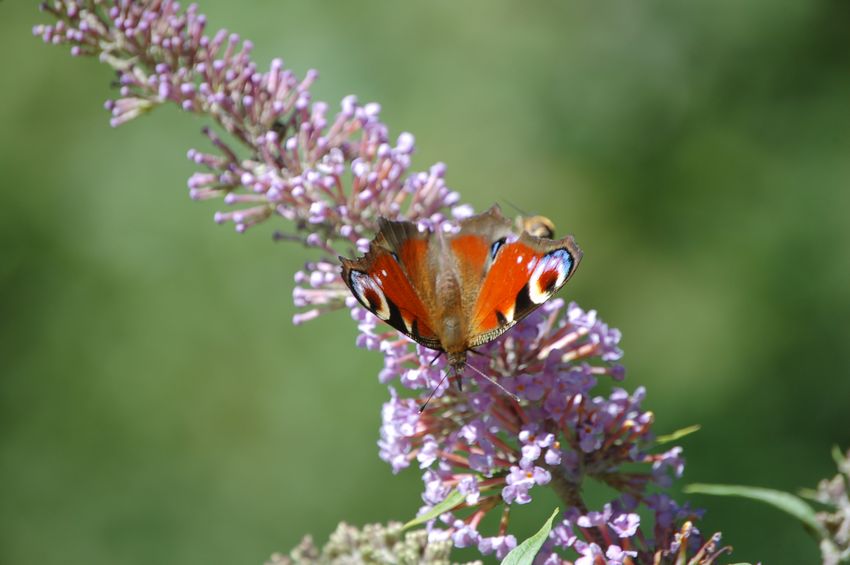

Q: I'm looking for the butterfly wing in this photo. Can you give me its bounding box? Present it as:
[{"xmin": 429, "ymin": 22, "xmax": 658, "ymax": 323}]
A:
[
  {"xmin": 340, "ymin": 219, "xmax": 443, "ymax": 351},
  {"xmin": 456, "ymin": 206, "xmax": 582, "ymax": 348}
]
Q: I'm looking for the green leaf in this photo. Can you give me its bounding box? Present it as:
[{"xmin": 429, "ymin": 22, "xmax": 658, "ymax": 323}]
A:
[
  {"xmin": 655, "ymin": 424, "xmax": 701, "ymax": 445},
  {"xmin": 685, "ymin": 483, "xmax": 828, "ymax": 540},
  {"xmin": 402, "ymin": 489, "xmax": 466, "ymax": 530},
  {"xmin": 501, "ymin": 507, "xmax": 560, "ymax": 565}
]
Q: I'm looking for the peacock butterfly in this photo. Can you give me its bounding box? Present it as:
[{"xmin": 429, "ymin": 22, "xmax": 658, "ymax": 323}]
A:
[{"xmin": 339, "ymin": 204, "xmax": 582, "ymax": 384}]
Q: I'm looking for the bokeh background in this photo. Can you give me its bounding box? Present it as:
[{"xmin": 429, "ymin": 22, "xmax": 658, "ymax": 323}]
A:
[{"xmin": 3, "ymin": 1, "xmax": 850, "ymax": 563}]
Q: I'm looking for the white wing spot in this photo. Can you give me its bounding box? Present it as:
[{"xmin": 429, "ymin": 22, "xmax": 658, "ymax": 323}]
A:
[
  {"xmin": 516, "ymin": 255, "xmax": 524, "ymax": 264},
  {"xmin": 350, "ymin": 271, "xmax": 391, "ymax": 320},
  {"xmin": 528, "ymin": 252, "xmax": 569, "ymax": 305},
  {"xmin": 503, "ymin": 303, "xmax": 516, "ymax": 324},
  {"xmin": 381, "ymin": 269, "xmax": 388, "ymax": 277}
]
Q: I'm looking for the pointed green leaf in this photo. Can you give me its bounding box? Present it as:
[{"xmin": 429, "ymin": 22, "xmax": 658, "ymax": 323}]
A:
[
  {"xmin": 402, "ymin": 489, "xmax": 465, "ymax": 530},
  {"xmin": 685, "ymin": 483, "xmax": 827, "ymax": 540},
  {"xmin": 501, "ymin": 507, "xmax": 560, "ymax": 565},
  {"xmin": 656, "ymin": 424, "xmax": 701, "ymax": 445}
]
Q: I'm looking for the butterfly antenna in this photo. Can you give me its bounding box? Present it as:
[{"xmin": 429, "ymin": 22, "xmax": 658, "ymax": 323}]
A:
[
  {"xmin": 464, "ymin": 362, "xmax": 520, "ymax": 403},
  {"xmin": 419, "ymin": 369, "xmax": 451, "ymax": 413},
  {"xmin": 502, "ymin": 198, "xmax": 530, "ymax": 217}
]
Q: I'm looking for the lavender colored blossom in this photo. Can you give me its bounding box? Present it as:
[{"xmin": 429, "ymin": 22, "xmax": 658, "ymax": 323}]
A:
[
  {"xmin": 370, "ymin": 297, "xmax": 713, "ymax": 561},
  {"xmin": 478, "ymin": 534, "xmax": 517, "ymax": 560},
  {"xmin": 609, "ymin": 512, "xmax": 641, "ymax": 538},
  {"xmin": 36, "ymin": 1, "xmax": 736, "ymax": 563},
  {"xmin": 502, "ymin": 464, "xmax": 552, "ymax": 505},
  {"xmin": 450, "ymin": 519, "xmax": 480, "ymax": 548},
  {"xmin": 573, "ymin": 541, "xmax": 606, "ymax": 565},
  {"xmin": 605, "ymin": 544, "xmax": 638, "ymax": 564}
]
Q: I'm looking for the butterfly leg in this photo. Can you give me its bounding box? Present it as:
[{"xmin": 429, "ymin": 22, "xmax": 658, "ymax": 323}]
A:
[{"xmin": 452, "ymin": 373, "xmax": 463, "ymax": 392}]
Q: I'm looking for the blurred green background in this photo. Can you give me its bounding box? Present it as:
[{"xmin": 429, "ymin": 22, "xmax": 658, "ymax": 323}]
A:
[{"xmin": 3, "ymin": 1, "xmax": 850, "ymax": 563}]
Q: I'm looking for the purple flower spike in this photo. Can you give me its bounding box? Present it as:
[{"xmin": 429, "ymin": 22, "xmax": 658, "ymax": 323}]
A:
[
  {"xmin": 36, "ymin": 2, "xmax": 720, "ymax": 562},
  {"xmin": 368, "ymin": 297, "xmax": 705, "ymax": 560}
]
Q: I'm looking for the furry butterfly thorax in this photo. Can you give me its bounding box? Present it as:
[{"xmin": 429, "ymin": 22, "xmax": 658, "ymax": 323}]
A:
[{"xmin": 340, "ymin": 205, "xmax": 582, "ymax": 380}]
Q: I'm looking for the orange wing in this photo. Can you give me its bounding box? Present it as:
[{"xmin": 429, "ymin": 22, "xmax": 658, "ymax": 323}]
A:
[
  {"xmin": 467, "ymin": 234, "xmax": 582, "ymax": 347},
  {"xmin": 450, "ymin": 234, "xmax": 490, "ymax": 291},
  {"xmin": 340, "ymin": 222, "xmax": 442, "ymax": 350}
]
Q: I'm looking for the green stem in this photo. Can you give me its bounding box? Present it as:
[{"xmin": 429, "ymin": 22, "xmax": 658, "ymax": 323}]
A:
[{"xmin": 547, "ymin": 464, "xmax": 587, "ymax": 514}]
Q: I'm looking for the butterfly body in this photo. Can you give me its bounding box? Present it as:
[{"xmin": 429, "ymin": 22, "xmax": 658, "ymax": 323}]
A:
[{"xmin": 340, "ymin": 205, "xmax": 582, "ymax": 378}]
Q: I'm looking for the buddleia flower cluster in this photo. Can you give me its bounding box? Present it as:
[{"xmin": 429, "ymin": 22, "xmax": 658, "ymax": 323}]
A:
[
  {"xmin": 368, "ymin": 296, "xmax": 726, "ymax": 562},
  {"xmin": 35, "ymin": 1, "xmax": 733, "ymax": 562}
]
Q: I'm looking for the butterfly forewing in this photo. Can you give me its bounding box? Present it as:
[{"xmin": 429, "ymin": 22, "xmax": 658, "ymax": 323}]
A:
[
  {"xmin": 340, "ymin": 228, "xmax": 443, "ymax": 350},
  {"xmin": 449, "ymin": 234, "xmax": 491, "ymax": 291},
  {"xmin": 449, "ymin": 206, "xmax": 515, "ymax": 309},
  {"xmin": 467, "ymin": 233, "xmax": 581, "ymax": 346}
]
